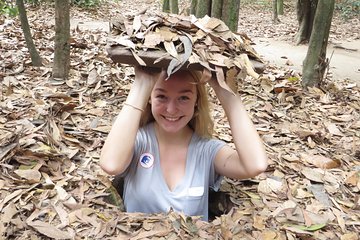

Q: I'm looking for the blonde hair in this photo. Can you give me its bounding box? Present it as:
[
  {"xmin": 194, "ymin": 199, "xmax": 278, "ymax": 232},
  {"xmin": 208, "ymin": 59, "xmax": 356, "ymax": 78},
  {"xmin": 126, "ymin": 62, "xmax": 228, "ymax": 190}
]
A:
[{"xmin": 139, "ymin": 70, "xmax": 214, "ymax": 138}]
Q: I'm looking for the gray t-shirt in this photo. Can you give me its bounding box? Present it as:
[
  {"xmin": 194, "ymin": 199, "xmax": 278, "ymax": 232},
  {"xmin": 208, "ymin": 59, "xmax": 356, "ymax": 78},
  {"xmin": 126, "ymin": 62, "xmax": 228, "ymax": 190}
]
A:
[{"xmin": 122, "ymin": 122, "xmax": 226, "ymax": 221}]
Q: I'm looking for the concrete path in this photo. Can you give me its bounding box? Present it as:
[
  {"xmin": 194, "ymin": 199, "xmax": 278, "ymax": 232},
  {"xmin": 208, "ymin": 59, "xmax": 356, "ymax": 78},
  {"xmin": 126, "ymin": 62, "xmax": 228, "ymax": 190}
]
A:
[
  {"xmin": 252, "ymin": 38, "xmax": 360, "ymax": 85},
  {"xmin": 71, "ymin": 19, "xmax": 111, "ymax": 32}
]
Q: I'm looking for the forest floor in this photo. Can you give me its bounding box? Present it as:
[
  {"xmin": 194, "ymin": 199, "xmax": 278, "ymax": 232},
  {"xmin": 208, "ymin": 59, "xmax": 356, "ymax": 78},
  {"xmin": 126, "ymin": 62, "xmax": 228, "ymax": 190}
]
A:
[{"xmin": 0, "ymin": 1, "xmax": 360, "ymax": 239}]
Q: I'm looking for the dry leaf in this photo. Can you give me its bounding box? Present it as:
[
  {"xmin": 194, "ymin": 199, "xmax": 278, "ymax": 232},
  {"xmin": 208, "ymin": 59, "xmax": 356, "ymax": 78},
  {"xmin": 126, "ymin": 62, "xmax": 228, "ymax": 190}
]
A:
[
  {"xmin": 341, "ymin": 232, "xmax": 359, "ymax": 240},
  {"xmin": 331, "ymin": 208, "xmax": 346, "ymax": 233},
  {"xmin": 27, "ymin": 220, "xmax": 73, "ymax": 239},
  {"xmin": 325, "ymin": 122, "xmax": 343, "ymax": 136},
  {"xmin": 301, "ymin": 167, "xmax": 325, "ymax": 183},
  {"xmin": 87, "ymin": 69, "xmax": 98, "ymax": 85},
  {"xmin": 1, "ymin": 202, "xmax": 18, "ymax": 224},
  {"xmin": 0, "ymin": 142, "xmax": 18, "ymax": 162},
  {"xmin": 309, "ymin": 184, "xmax": 332, "ymax": 207},
  {"xmin": 14, "ymin": 169, "xmax": 41, "ymax": 183},
  {"xmin": 300, "ymin": 153, "xmax": 341, "ymax": 169},
  {"xmin": 143, "ymin": 32, "xmax": 164, "ymax": 48},
  {"xmin": 345, "ymin": 171, "xmax": 360, "ymax": 186},
  {"xmin": 164, "ymin": 41, "xmax": 178, "ymax": 59},
  {"xmin": 253, "ymin": 215, "xmax": 266, "ymax": 230},
  {"xmin": 132, "ymin": 15, "xmax": 142, "ymax": 34},
  {"xmin": 329, "ymin": 115, "xmax": 354, "ymax": 122}
]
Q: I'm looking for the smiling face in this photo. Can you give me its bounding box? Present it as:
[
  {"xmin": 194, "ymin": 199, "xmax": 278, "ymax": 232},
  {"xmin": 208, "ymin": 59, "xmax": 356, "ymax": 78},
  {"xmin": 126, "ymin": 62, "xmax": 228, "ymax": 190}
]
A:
[{"xmin": 150, "ymin": 71, "xmax": 198, "ymax": 135}]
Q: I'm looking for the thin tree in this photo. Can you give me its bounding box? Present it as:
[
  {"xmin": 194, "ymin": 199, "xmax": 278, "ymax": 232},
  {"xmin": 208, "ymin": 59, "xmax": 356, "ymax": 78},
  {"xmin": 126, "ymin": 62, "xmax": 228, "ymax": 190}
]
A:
[
  {"xmin": 52, "ymin": 0, "xmax": 70, "ymax": 80},
  {"xmin": 295, "ymin": 0, "xmax": 318, "ymax": 45},
  {"xmin": 170, "ymin": 0, "xmax": 179, "ymax": 14},
  {"xmin": 302, "ymin": 0, "xmax": 335, "ymax": 88},
  {"xmin": 211, "ymin": 0, "xmax": 222, "ymax": 19},
  {"xmin": 163, "ymin": 0, "xmax": 170, "ymax": 12},
  {"xmin": 162, "ymin": 0, "xmax": 178, "ymax": 14},
  {"xmin": 193, "ymin": 0, "xmax": 240, "ymax": 32},
  {"xmin": 221, "ymin": 0, "xmax": 240, "ymax": 32},
  {"xmin": 195, "ymin": 0, "xmax": 211, "ymax": 17},
  {"xmin": 190, "ymin": 0, "xmax": 197, "ymax": 15},
  {"xmin": 273, "ymin": 0, "xmax": 280, "ymax": 23},
  {"xmin": 16, "ymin": 0, "xmax": 42, "ymax": 66},
  {"xmin": 277, "ymin": 0, "xmax": 284, "ymax": 15}
]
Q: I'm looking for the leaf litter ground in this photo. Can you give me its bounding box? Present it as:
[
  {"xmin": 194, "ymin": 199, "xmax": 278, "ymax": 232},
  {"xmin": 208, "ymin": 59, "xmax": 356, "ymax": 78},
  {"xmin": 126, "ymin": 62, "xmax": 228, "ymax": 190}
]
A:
[{"xmin": 0, "ymin": 1, "xmax": 359, "ymax": 239}]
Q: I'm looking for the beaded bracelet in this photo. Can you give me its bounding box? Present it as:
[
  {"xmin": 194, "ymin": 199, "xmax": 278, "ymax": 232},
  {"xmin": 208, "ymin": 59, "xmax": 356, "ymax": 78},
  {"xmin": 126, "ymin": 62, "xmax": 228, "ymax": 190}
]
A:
[{"xmin": 123, "ymin": 102, "xmax": 144, "ymax": 112}]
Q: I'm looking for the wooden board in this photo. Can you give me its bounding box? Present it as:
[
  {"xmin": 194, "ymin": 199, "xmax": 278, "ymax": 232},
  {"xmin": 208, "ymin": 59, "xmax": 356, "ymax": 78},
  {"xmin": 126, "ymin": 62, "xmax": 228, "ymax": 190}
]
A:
[
  {"xmin": 106, "ymin": 45, "xmax": 266, "ymax": 73},
  {"xmin": 106, "ymin": 46, "xmax": 204, "ymax": 70}
]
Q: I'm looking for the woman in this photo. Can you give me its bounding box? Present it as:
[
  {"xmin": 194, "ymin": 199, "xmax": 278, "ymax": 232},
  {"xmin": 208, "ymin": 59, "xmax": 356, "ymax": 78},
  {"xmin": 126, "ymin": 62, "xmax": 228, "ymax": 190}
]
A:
[{"xmin": 100, "ymin": 66, "xmax": 268, "ymax": 221}]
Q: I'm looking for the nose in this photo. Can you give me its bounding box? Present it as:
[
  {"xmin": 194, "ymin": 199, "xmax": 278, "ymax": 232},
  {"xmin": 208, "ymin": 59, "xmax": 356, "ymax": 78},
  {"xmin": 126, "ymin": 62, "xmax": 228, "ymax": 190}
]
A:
[{"xmin": 166, "ymin": 99, "xmax": 178, "ymax": 114}]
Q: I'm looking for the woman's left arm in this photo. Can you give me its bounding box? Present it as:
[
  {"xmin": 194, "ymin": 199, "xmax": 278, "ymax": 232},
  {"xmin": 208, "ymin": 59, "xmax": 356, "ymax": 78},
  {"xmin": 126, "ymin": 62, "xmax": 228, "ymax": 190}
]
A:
[{"xmin": 209, "ymin": 79, "xmax": 268, "ymax": 179}]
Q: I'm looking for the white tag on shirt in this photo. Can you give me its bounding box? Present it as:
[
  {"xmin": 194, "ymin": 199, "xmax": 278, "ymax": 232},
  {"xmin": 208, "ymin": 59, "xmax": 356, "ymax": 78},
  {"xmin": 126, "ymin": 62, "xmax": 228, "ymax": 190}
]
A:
[{"xmin": 188, "ymin": 187, "xmax": 204, "ymax": 197}]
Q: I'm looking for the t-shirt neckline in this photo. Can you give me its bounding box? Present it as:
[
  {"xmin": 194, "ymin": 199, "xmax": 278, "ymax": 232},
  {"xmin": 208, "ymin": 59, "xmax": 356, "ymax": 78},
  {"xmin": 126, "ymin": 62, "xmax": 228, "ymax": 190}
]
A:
[{"xmin": 150, "ymin": 122, "xmax": 195, "ymax": 194}]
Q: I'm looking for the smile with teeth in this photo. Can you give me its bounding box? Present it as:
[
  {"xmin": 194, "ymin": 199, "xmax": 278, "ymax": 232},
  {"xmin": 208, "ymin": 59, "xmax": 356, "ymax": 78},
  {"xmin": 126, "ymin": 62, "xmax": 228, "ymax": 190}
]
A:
[{"xmin": 163, "ymin": 116, "xmax": 182, "ymax": 121}]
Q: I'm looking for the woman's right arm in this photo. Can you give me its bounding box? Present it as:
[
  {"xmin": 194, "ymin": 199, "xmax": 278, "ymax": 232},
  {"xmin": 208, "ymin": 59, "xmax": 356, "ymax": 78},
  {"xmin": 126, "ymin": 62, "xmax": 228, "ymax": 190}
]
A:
[{"xmin": 99, "ymin": 67, "xmax": 166, "ymax": 175}]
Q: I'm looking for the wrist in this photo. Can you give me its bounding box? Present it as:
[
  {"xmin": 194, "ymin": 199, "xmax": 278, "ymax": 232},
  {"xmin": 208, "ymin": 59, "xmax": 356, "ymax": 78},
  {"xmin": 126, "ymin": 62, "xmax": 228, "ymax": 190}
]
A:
[{"xmin": 123, "ymin": 102, "xmax": 144, "ymax": 112}]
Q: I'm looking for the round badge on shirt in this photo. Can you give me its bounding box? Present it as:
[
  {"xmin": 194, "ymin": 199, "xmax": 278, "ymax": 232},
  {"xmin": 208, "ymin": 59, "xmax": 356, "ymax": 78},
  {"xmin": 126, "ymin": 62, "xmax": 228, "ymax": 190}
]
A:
[{"xmin": 139, "ymin": 153, "xmax": 154, "ymax": 168}]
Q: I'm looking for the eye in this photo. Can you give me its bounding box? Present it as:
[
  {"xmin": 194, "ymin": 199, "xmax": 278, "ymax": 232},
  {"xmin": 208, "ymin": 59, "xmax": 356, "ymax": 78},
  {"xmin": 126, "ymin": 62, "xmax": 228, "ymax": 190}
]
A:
[
  {"xmin": 156, "ymin": 95, "xmax": 167, "ymax": 102},
  {"xmin": 179, "ymin": 96, "xmax": 190, "ymax": 102}
]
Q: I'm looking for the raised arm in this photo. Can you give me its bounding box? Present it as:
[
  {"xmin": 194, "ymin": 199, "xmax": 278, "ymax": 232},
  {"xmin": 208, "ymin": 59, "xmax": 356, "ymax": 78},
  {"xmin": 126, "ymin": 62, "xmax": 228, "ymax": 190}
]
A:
[
  {"xmin": 100, "ymin": 66, "xmax": 166, "ymax": 175},
  {"xmin": 209, "ymin": 79, "xmax": 268, "ymax": 179}
]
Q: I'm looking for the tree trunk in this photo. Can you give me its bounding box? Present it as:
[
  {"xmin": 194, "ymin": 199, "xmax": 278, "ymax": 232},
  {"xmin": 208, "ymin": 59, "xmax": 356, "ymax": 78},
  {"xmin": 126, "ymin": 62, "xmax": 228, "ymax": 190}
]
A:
[
  {"xmin": 221, "ymin": 0, "xmax": 240, "ymax": 32},
  {"xmin": 273, "ymin": 0, "xmax": 280, "ymax": 23},
  {"xmin": 302, "ymin": 0, "xmax": 335, "ymax": 88},
  {"xmin": 16, "ymin": 0, "xmax": 42, "ymax": 66},
  {"xmin": 169, "ymin": 0, "xmax": 179, "ymax": 14},
  {"xmin": 162, "ymin": 0, "xmax": 170, "ymax": 13},
  {"xmin": 211, "ymin": 0, "xmax": 222, "ymax": 19},
  {"xmin": 277, "ymin": 0, "xmax": 284, "ymax": 15},
  {"xmin": 53, "ymin": 0, "xmax": 70, "ymax": 80},
  {"xmin": 195, "ymin": 0, "xmax": 211, "ymax": 17},
  {"xmin": 193, "ymin": 0, "xmax": 241, "ymax": 32},
  {"xmin": 190, "ymin": 0, "xmax": 197, "ymax": 15},
  {"xmin": 294, "ymin": 0, "xmax": 318, "ymax": 45}
]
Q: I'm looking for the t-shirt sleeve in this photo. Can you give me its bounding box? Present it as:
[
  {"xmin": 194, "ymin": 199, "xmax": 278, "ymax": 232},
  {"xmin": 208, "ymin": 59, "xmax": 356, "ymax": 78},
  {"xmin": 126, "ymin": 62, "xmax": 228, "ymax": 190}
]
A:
[
  {"xmin": 207, "ymin": 139, "xmax": 226, "ymax": 191},
  {"xmin": 117, "ymin": 127, "xmax": 147, "ymax": 178}
]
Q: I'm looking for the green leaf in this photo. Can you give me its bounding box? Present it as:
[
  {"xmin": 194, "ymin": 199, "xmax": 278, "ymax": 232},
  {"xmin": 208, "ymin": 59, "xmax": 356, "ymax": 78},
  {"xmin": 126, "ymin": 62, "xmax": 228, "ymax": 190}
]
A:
[
  {"xmin": 241, "ymin": 190, "xmax": 261, "ymax": 199},
  {"xmin": 293, "ymin": 223, "xmax": 327, "ymax": 232},
  {"xmin": 287, "ymin": 76, "xmax": 300, "ymax": 83}
]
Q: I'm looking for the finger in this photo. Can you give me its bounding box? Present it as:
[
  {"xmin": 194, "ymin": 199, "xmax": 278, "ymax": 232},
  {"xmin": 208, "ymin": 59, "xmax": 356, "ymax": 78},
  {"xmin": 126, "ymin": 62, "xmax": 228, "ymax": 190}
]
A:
[
  {"xmin": 199, "ymin": 68, "xmax": 212, "ymax": 83},
  {"xmin": 134, "ymin": 65, "xmax": 143, "ymax": 75},
  {"xmin": 158, "ymin": 69, "xmax": 168, "ymax": 81}
]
